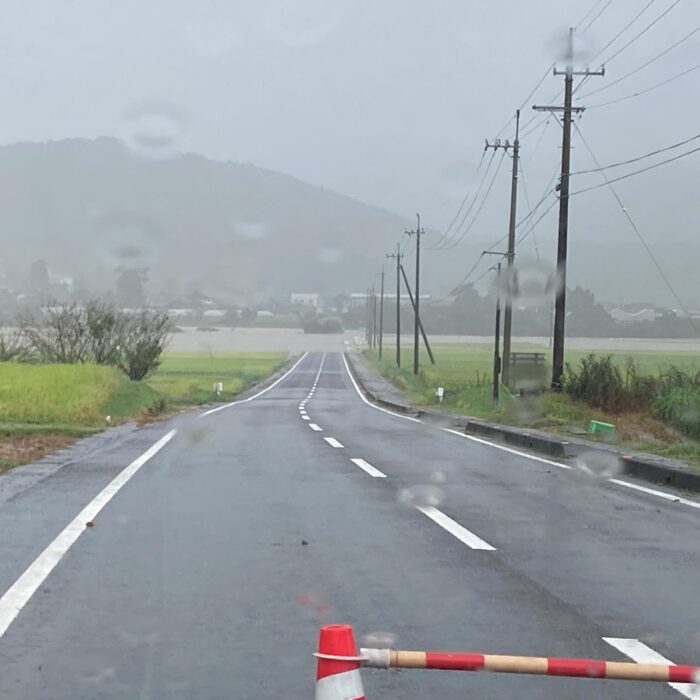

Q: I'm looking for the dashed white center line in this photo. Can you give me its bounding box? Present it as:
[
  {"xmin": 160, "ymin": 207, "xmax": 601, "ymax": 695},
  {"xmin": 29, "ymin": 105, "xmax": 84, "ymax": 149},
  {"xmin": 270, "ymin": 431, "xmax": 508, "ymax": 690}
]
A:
[
  {"xmin": 324, "ymin": 437, "xmax": 344, "ymax": 448},
  {"xmin": 309, "ymin": 423, "xmax": 323, "ymax": 431},
  {"xmin": 302, "ymin": 416, "xmax": 310, "ymax": 421},
  {"xmin": 350, "ymin": 458, "xmax": 386, "ymax": 478},
  {"xmin": 417, "ymin": 506, "xmax": 496, "ymax": 551},
  {"xmin": 602, "ymin": 638, "xmax": 695, "ymax": 697}
]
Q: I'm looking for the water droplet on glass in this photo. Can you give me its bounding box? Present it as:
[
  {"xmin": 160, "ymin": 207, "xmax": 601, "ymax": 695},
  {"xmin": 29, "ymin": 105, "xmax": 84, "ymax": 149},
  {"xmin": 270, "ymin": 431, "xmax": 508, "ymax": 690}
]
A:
[
  {"xmin": 574, "ymin": 450, "xmax": 622, "ymax": 479},
  {"xmin": 430, "ymin": 470, "xmax": 447, "ymax": 484},
  {"xmin": 121, "ymin": 102, "xmax": 186, "ymax": 160},
  {"xmin": 235, "ymin": 221, "xmax": 269, "ymax": 240},
  {"xmin": 318, "ymin": 248, "xmax": 343, "ymax": 264},
  {"xmin": 398, "ymin": 484, "xmax": 444, "ymax": 508},
  {"xmin": 362, "ymin": 631, "xmax": 397, "ymax": 648},
  {"xmin": 258, "ymin": 0, "xmax": 345, "ymax": 47},
  {"xmin": 183, "ymin": 426, "xmax": 209, "ymax": 445},
  {"xmin": 92, "ymin": 210, "xmax": 160, "ymax": 268},
  {"xmin": 495, "ymin": 258, "xmax": 562, "ymax": 310}
]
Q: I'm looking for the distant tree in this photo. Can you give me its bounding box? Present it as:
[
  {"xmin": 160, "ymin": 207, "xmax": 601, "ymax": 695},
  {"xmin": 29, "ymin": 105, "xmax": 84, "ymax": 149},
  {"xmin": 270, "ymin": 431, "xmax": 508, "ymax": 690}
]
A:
[
  {"xmin": 29, "ymin": 259, "xmax": 50, "ymax": 297},
  {"xmin": 115, "ymin": 267, "xmax": 148, "ymax": 308},
  {"xmin": 18, "ymin": 302, "xmax": 91, "ymax": 363}
]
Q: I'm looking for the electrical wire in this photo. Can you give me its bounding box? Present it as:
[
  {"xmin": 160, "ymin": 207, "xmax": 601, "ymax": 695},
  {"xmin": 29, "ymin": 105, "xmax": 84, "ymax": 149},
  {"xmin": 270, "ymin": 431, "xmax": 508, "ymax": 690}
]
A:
[
  {"xmin": 586, "ymin": 60, "xmax": 700, "ymax": 108},
  {"xmin": 589, "ymin": 0, "xmax": 657, "ymax": 60},
  {"xmin": 581, "ymin": 24, "xmax": 700, "ymax": 99},
  {"xmin": 515, "ymin": 197, "xmax": 559, "ymax": 247},
  {"xmin": 436, "ymin": 151, "xmax": 507, "ymax": 252},
  {"xmin": 430, "ymin": 150, "xmax": 488, "ymax": 249},
  {"xmin": 429, "ymin": 150, "xmax": 496, "ymax": 250},
  {"xmin": 572, "ymin": 122, "xmax": 698, "ymax": 328},
  {"xmin": 571, "ymin": 132, "xmax": 700, "ymax": 175},
  {"xmin": 576, "ymin": 0, "xmax": 607, "ymax": 29},
  {"xmin": 571, "ymin": 146, "xmax": 700, "ymax": 195},
  {"xmin": 582, "ymin": 0, "xmax": 615, "ymax": 32}
]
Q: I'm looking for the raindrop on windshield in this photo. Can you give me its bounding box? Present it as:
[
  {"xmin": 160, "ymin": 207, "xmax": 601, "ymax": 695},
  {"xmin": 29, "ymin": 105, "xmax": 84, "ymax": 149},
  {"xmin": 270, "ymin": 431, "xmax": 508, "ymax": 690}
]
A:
[
  {"xmin": 494, "ymin": 258, "xmax": 562, "ymax": 310},
  {"xmin": 92, "ymin": 210, "xmax": 161, "ymax": 268},
  {"xmin": 120, "ymin": 102, "xmax": 186, "ymax": 160},
  {"xmin": 361, "ymin": 631, "xmax": 397, "ymax": 648},
  {"xmin": 398, "ymin": 484, "xmax": 444, "ymax": 508},
  {"xmin": 573, "ymin": 450, "xmax": 622, "ymax": 479}
]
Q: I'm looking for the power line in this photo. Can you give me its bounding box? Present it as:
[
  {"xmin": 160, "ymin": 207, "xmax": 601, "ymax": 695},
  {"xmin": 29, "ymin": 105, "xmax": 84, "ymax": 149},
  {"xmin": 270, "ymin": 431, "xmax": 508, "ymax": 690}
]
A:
[
  {"xmin": 586, "ymin": 60, "xmax": 700, "ymax": 108},
  {"xmin": 436, "ymin": 151, "xmax": 507, "ymax": 252},
  {"xmin": 596, "ymin": 0, "xmax": 679, "ymax": 65},
  {"xmin": 571, "ymin": 145, "xmax": 700, "ymax": 195},
  {"xmin": 582, "ymin": 0, "xmax": 615, "ymax": 32},
  {"xmin": 589, "ymin": 0, "xmax": 658, "ymax": 61},
  {"xmin": 515, "ymin": 197, "xmax": 559, "ymax": 247},
  {"xmin": 571, "ymin": 132, "xmax": 700, "ymax": 175},
  {"xmin": 575, "ymin": 1, "xmax": 680, "ymax": 95},
  {"xmin": 572, "ymin": 122, "xmax": 698, "ymax": 328},
  {"xmin": 429, "ymin": 150, "xmax": 496, "ymax": 250},
  {"xmin": 576, "ymin": 0, "xmax": 608, "ymax": 29},
  {"xmin": 430, "ymin": 149, "xmax": 488, "ymax": 249},
  {"xmin": 581, "ymin": 24, "xmax": 700, "ymax": 99}
]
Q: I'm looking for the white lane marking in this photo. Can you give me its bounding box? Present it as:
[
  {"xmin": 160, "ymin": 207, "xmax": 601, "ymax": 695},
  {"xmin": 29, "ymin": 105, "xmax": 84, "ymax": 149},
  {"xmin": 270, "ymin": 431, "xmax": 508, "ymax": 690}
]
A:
[
  {"xmin": 602, "ymin": 638, "xmax": 695, "ymax": 697},
  {"xmin": 0, "ymin": 429, "xmax": 177, "ymax": 639},
  {"xmin": 341, "ymin": 353, "xmax": 422, "ymax": 423},
  {"xmin": 608, "ymin": 479, "xmax": 700, "ymax": 511},
  {"xmin": 201, "ymin": 352, "xmax": 309, "ymax": 416},
  {"xmin": 309, "ymin": 423, "xmax": 323, "ymax": 431},
  {"xmin": 350, "ymin": 458, "xmax": 387, "ymax": 478},
  {"xmin": 442, "ymin": 428, "xmax": 571, "ymax": 470},
  {"xmin": 307, "ymin": 353, "xmax": 325, "ymax": 398},
  {"xmin": 302, "ymin": 416, "xmax": 310, "ymax": 421},
  {"xmin": 444, "ymin": 429, "xmax": 700, "ymax": 512},
  {"xmin": 324, "ymin": 437, "xmax": 344, "ymax": 448},
  {"xmin": 417, "ymin": 506, "xmax": 496, "ymax": 551}
]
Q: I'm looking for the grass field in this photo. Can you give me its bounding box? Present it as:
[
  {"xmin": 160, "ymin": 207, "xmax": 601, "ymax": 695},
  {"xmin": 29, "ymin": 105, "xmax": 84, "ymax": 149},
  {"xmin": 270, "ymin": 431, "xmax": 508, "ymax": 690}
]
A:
[
  {"xmin": 365, "ymin": 344, "xmax": 700, "ymax": 465},
  {"xmin": 0, "ymin": 351, "xmax": 287, "ymax": 471}
]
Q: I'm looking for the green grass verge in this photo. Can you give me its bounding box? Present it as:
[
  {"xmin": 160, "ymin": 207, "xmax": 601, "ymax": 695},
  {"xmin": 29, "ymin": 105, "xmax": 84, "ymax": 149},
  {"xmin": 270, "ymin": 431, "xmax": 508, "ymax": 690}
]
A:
[
  {"xmin": 0, "ymin": 352, "xmax": 288, "ymax": 468},
  {"xmin": 364, "ymin": 345, "xmax": 700, "ymax": 466}
]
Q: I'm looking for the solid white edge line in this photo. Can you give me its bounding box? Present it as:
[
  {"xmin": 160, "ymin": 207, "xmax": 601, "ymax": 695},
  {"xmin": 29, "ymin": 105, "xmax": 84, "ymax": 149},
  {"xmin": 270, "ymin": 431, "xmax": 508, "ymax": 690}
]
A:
[
  {"xmin": 442, "ymin": 428, "xmax": 571, "ymax": 469},
  {"xmin": 350, "ymin": 458, "xmax": 387, "ymax": 478},
  {"xmin": 444, "ymin": 429, "xmax": 700, "ymax": 511},
  {"xmin": 324, "ymin": 437, "xmax": 344, "ymax": 448},
  {"xmin": 602, "ymin": 638, "xmax": 695, "ymax": 697},
  {"xmin": 309, "ymin": 423, "xmax": 323, "ymax": 432},
  {"xmin": 201, "ymin": 352, "xmax": 309, "ymax": 416},
  {"xmin": 417, "ymin": 506, "xmax": 496, "ymax": 551},
  {"xmin": 0, "ymin": 429, "xmax": 177, "ymax": 639},
  {"xmin": 340, "ymin": 353, "xmax": 422, "ymax": 423},
  {"xmin": 607, "ymin": 479, "xmax": 700, "ymax": 511}
]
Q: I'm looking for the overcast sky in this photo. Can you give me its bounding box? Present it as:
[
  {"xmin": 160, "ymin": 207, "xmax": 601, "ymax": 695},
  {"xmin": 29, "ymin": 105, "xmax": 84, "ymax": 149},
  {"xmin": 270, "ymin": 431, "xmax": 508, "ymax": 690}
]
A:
[{"xmin": 3, "ymin": 0, "xmax": 700, "ymax": 303}]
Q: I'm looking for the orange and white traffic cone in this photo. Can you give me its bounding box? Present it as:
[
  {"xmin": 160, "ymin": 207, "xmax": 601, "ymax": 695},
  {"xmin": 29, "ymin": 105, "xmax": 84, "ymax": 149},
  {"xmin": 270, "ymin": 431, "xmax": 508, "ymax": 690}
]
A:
[{"xmin": 314, "ymin": 624, "xmax": 366, "ymax": 700}]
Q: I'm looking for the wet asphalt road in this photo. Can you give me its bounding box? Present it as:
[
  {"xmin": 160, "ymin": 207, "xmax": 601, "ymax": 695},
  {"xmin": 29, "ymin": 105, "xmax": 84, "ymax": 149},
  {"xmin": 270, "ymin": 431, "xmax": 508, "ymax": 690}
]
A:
[{"xmin": 0, "ymin": 351, "xmax": 698, "ymax": 699}]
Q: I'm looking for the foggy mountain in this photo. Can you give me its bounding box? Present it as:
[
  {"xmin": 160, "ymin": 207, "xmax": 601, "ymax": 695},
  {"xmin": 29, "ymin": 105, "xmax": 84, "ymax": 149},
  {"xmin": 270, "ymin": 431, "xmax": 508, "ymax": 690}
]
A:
[
  {"xmin": 0, "ymin": 136, "xmax": 698, "ymax": 309},
  {"xmin": 0, "ymin": 137, "xmax": 409, "ymax": 302}
]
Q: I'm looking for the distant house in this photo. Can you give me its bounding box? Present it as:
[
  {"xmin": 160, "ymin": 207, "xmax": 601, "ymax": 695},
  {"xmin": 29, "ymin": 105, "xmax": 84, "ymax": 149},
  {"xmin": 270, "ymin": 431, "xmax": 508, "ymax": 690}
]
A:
[
  {"xmin": 291, "ymin": 293, "xmax": 320, "ymax": 309},
  {"xmin": 202, "ymin": 309, "xmax": 226, "ymax": 318}
]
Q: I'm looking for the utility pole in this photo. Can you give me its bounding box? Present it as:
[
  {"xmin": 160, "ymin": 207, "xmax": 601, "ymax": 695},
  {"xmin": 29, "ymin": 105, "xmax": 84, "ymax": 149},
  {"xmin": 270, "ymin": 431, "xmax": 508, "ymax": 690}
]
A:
[
  {"xmin": 386, "ymin": 243, "xmax": 404, "ymax": 367},
  {"xmin": 378, "ymin": 267, "xmax": 385, "ymax": 359},
  {"xmin": 533, "ymin": 27, "xmax": 604, "ymax": 389},
  {"xmin": 405, "ymin": 213, "xmax": 425, "ymax": 375},
  {"xmin": 365, "ymin": 287, "xmax": 370, "ymax": 346},
  {"xmin": 485, "ymin": 110, "xmax": 520, "ymax": 387},
  {"xmin": 492, "ymin": 263, "xmax": 502, "ymax": 402},
  {"xmin": 399, "ymin": 263, "xmax": 435, "ymax": 365}
]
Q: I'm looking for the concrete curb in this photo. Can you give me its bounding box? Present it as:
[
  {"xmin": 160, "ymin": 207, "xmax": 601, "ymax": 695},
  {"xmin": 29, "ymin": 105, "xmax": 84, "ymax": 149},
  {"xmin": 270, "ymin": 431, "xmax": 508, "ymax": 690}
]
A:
[{"xmin": 346, "ymin": 352, "xmax": 700, "ymax": 493}]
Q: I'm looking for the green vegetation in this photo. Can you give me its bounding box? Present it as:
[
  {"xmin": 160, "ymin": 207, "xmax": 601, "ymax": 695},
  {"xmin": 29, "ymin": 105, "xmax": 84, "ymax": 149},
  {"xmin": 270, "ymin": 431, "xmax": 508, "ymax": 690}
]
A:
[
  {"xmin": 0, "ymin": 351, "xmax": 287, "ymax": 470},
  {"xmin": 363, "ymin": 344, "xmax": 700, "ymax": 465},
  {"xmin": 148, "ymin": 352, "xmax": 287, "ymax": 406}
]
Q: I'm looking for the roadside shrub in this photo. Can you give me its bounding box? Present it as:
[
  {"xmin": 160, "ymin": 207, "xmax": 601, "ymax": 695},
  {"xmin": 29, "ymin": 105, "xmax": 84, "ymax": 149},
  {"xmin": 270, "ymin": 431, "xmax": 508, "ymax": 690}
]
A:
[
  {"xmin": 18, "ymin": 302, "xmax": 91, "ymax": 363},
  {"xmin": 85, "ymin": 300, "xmax": 124, "ymax": 365},
  {"xmin": 0, "ymin": 328, "xmax": 29, "ymax": 361},
  {"xmin": 562, "ymin": 353, "xmax": 627, "ymax": 412},
  {"xmin": 115, "ymin": 310, "xmax": 173, "ymax": 381},
  {"xmin": 653, "ymin": 387, "xmax": 700, "ymax": 439}
]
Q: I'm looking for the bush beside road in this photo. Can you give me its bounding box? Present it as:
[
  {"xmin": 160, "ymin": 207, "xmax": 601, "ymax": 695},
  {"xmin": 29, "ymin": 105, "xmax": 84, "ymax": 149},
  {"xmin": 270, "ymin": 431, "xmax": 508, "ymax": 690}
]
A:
[{"xmin": 0, "ymin": 351, "xmax": 287, "ymax": 471}]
